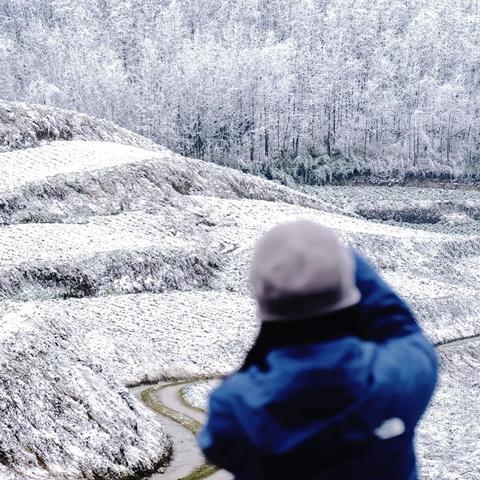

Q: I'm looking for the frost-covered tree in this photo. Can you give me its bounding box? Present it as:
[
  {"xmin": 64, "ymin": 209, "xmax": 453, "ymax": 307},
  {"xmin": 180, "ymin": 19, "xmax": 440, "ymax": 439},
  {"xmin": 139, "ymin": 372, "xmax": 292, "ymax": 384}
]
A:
[{"xmin": 1, "ymin": 0, "xmax": 480, "ymax": 183}]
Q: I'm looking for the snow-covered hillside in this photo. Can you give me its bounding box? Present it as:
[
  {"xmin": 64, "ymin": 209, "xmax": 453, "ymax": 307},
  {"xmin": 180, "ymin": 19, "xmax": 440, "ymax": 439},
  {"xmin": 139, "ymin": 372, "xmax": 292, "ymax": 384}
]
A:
[
  {"xmin": 0, "ymin": 107, "xmax": 479, "ymax": 479},
  {"xmin": 302, "ymin": 184, "xmax": 480, "ymax": 236},
  {"xmin": 0, "ymin": 100, "xmax": 160, "ymax": 153},
  {"xmin": 420, "ymin": 341, "xmax": 480, "ymax": 480},
  {"xmin": 0, "ymin": 303, "xmax": 170, "ymax": 480}
]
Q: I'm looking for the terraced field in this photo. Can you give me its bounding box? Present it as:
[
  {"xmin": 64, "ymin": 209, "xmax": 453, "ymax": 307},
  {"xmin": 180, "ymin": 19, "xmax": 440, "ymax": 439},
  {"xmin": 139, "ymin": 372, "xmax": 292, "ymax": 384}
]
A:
[{"xmin": 0, "ymin": 102, "xmax": 479, "ymax": 479}]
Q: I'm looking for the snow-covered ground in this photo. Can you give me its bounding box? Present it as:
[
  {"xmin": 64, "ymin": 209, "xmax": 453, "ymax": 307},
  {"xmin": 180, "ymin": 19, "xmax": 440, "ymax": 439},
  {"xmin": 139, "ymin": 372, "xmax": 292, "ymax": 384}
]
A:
[
  {"xmin": 0, "ymin": 105, "xmax": 479, "ymax": 479},
  {"xmin": 0, "ymin": 140, "xmax": 339, "ymax": 226},
  {"xmin": 0, "ymin": 141, "xmax": 167, "ymax": 191},
  {"xmin": 0, "ymin": 291, "xmax": 257, "ymax": 386},
  {"xmin": 303, "ymin": 184, "xmax": 480, "ymax": 235},
  {"xmin": 0, "ymin": 100, "xmax": 160, "ymax": 153},
  {"xmin": 182, "ymin": 381, "xmax": 220, "ymax": 412},
  {"xmin": 0, "ymin": 210, "xmax": 220, "ymax": 301},
  {"xmin": 0, "ymin": 302, "xmax": 170, "ymax": 480},
  {"xmin": 418, "ymin": 340, "xmax": 480, "ymax": 480}
]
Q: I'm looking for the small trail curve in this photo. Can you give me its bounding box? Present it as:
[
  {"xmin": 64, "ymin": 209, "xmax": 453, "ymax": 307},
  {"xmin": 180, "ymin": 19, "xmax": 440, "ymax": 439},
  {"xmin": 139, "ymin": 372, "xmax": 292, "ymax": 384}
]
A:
[
  {"xmin": 130, "ymin": 381, "xmax": 232, "ymax": 480},
  {"xmin": 436, "ymin": 334, "xmax": 480, "ymax": 350}
]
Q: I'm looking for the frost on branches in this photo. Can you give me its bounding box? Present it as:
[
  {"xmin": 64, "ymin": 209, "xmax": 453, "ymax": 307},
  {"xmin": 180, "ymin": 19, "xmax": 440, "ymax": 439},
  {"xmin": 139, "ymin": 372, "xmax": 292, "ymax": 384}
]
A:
[{"xmin": 2, "ymin": 1, "xmax": 480, "ymax": 182}]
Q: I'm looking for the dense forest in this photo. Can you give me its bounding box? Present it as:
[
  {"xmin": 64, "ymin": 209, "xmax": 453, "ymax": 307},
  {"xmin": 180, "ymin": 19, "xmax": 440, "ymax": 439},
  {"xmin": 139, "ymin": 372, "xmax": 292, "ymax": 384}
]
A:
[{"xmin": 1, "ymin": 0, "xmax": 480, "ymax": 183}]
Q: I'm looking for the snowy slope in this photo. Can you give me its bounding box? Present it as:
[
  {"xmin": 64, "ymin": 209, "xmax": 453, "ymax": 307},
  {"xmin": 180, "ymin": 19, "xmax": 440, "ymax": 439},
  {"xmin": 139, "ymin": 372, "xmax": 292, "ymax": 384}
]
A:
[
  {"xmin": 0, "ymin": 100, "xmax": 160, "ymax": 153},
  {"xmin": 417, "ymin": 340, "xmax": 480, "ymax": 480},
  {"xmin": 0, "ymin": 210, "xmax": 219, "ymax": 301},
  {"xmin": 182, "ymin": 381, "xmax": 220, "ymax": 412},
  {"xmin": 0, "ymin": 114, "xmax": 479, "ymax": 479},
  {"xmin": 0, "ymin": 302, "xmax": 170, "ymax": 480},
  {"xmin": 302, "ymin": 184, "xmax": 480, "ymax": 238},
  {"xmin": 0, "ymin": 292, "xmax": 256, "ymax": 386},
  {"xmin": 0, "ymin": 141, "xmax": 339, "ymax": 225},
  {"xmin": 0, "ymin": 142, "xmax": 167, "ymax": 191}
]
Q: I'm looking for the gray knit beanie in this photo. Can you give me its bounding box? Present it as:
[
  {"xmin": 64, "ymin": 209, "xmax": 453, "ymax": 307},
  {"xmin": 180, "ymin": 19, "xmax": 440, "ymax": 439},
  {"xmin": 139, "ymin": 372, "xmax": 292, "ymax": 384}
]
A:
[{"xmin": 249, "ymin": 220, "xmax": 361, "ymax": 321}]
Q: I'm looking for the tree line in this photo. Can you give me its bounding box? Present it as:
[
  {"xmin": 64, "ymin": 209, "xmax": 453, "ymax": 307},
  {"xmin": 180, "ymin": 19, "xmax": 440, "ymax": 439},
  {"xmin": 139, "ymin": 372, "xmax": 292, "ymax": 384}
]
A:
[{"xmin": 1, "ymin": 0, "xmax": 479, "ymax": 184}]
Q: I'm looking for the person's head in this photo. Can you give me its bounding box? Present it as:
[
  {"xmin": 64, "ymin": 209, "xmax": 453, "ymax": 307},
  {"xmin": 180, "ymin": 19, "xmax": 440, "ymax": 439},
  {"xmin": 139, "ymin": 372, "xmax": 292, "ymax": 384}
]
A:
[
  {"xmin": 249, "ymin": 220, "xmax": 360, "ymax": 322},
  {"xmin": 241, "ymin": 220, "xmax": 361, "ymax": 371}
]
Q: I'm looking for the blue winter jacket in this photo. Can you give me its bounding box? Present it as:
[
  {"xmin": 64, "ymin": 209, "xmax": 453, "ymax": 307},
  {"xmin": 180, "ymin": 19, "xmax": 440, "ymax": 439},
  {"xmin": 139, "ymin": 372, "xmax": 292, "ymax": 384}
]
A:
[{"xmin": 199, "ymin": 251, "xmax": 438, "ymax": 479}]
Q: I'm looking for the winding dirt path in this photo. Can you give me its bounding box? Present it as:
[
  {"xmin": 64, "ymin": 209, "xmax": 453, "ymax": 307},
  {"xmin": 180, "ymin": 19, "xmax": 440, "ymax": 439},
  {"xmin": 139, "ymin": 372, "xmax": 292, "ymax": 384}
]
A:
[{"xmin": 131, "ymin": 382, "xmax": 232, "ymax": 480}]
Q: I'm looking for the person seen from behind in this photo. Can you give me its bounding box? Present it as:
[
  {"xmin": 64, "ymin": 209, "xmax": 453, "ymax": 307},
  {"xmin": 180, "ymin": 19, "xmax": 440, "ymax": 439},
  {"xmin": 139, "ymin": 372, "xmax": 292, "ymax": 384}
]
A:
[{"xmin": 199, "ymin": 220, "xmax": 437, "ymax": 479}]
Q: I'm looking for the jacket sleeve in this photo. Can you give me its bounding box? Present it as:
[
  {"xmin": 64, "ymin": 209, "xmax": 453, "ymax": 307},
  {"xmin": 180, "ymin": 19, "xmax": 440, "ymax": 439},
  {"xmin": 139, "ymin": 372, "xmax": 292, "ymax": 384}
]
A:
[
  {"xmin": 198, "ymin": 385, "xmax": 249, "ymax": 474},
  {"xmin": 371, "ymin": 330, "xmax": 438, "ymax": 432},
  {"xmin": 352, "ymin": 250, "xmax": 437, "ymax": 429},
  {"xmin": 353, "ymin": 249, "xmax": 422, "ymax": 342}
]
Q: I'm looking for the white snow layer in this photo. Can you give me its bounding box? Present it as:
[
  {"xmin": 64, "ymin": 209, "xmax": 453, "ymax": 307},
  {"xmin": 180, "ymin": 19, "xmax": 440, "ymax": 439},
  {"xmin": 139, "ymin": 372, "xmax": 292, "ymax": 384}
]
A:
[
  {"xmin": 0, "ymin": 133, "xmax": 479, "ymax": 479},
  {"xmin": 0, "ymin": 302, "xmax": 170, "ymax": 480},
  {"xmin": 0, "ymin": 100, "xmax": 161, "ymax": 153},
  {"xmin": 182, "ymin": 381, "xmax": 220, "ymax": 412}
]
